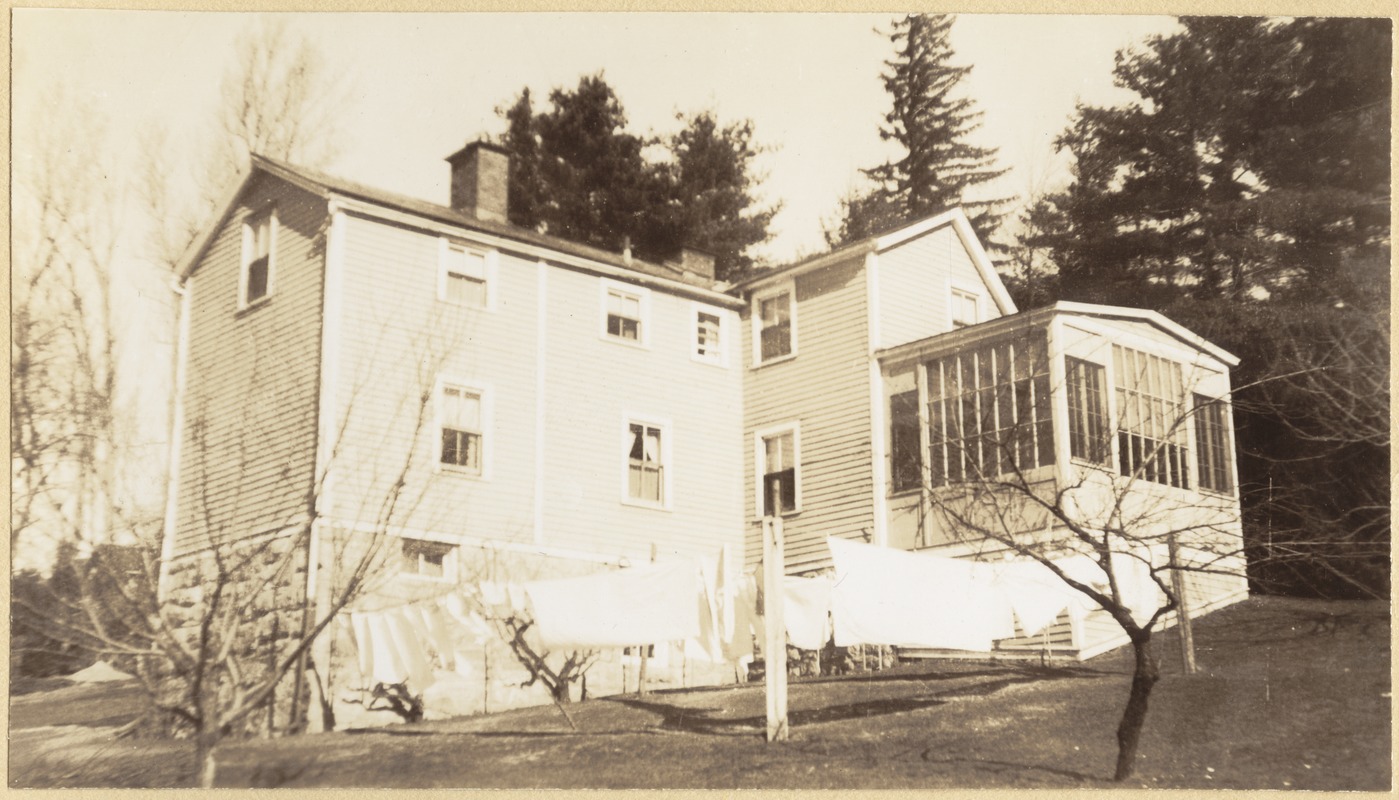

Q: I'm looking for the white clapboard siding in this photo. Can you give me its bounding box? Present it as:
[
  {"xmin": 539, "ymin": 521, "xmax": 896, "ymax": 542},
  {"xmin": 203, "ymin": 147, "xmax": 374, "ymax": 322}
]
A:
[
  {"xmin": 175, "ymin": 175, "xmax": 328, "ymax": 555},
  {"xmin": 329, "ymin": 212, "xmax": 744, "ymax": 565},
  {"xmin": 743, "ymin": 257, "xmax": 874, "ymax": 573},
  {"xmin": 877, "ymin": 223, "xmax": 1002, "ymax": 347}
]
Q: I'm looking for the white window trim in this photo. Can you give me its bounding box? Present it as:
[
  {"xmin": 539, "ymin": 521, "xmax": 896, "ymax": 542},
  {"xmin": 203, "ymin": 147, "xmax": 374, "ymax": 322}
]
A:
[
  {"xmin": 751, "ymin": 281, "xmax": 798, "ymax": 367},
  {"xmin": 437, "ymin": 237, "xmax": 499, "ymax": 311},
  {"xmin": 396, "ymin": 535, "xmax": 460, "ymax": 584},
  {"xmin": 753, "ymin": 420, "xmax": 802, "ymax": 518},
  {"xmin": 433, "ymin": 377, "xmax": 492, "ymax": 480},
  {"xmin": 621, "ymin": 413, "xmax": 673, "ymax": 511},
  {"xmin": 690, "ymin": 302, "xmax": 730, "ymax": 368},
  {"xmin": 599, "ymin": 278, "xmax": 652, "ymax": 349},
  {"xmin": 238, "ymin": 208, "xmax": 277, "ymax": 311},
  {"xmin": 948, "ymin": 280, "xmax": 983, "ymax": 330}
]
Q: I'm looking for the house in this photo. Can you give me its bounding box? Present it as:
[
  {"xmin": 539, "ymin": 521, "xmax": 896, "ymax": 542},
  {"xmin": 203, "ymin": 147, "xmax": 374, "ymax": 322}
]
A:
[{"xmin": 162, "ymin": 142, "xmax": 1247, "ymax": 730}]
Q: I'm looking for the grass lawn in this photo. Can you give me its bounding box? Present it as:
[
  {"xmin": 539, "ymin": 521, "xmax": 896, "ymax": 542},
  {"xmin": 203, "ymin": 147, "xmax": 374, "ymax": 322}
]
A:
[{"xmin": 8, "ymin": 595, "xmax": 1390, "ymax": 790}]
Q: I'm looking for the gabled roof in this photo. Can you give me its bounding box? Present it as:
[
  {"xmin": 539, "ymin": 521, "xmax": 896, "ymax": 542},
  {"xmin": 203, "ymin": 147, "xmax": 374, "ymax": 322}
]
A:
[
  {"xmin": 875, "ymin": 301, "xmax": 1240, "ymax": 368},
  {"xmin": 175, "ymin": 155, "xmax": 734, "ymax": 303},
  {"xmin": 730, "ymin": 207, "xmax": 1018, "ymax": 316}
]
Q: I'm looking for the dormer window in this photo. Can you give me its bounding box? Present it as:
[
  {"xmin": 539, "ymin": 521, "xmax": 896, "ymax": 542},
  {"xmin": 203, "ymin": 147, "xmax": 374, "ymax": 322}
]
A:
[{"xmin": 240, "ymin": 210, "xmax": 276, "ymax": 309}]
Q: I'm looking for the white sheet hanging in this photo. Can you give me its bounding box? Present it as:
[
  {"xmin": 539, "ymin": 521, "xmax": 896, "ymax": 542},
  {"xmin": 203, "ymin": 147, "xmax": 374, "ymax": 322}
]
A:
[
  {"xmin": 783, "ymin": 575, "xmax": 833, "ymax": 651},
  {"xmin": 524, "ymin": 560, "xmax": 700, "ymax": 650},
  {"xmin": 827, "ymin": 536, "xmax": 1012, "ymax": 651}
]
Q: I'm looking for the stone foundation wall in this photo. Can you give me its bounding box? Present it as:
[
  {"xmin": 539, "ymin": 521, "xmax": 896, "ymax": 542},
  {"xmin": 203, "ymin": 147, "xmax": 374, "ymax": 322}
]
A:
[{"xmin": 160, "ymin": 531, "xmax": 312, "ymax": 738}]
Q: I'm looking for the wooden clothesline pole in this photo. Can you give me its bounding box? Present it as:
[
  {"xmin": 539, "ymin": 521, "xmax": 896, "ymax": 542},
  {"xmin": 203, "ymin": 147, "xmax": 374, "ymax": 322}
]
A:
[
  {"xmin": 637, "ymin": 542, "xmax": 658, "ymax": 697},
  {"xmin": 763, "ymin": 482, "xmax": 789, "ymax": 742}
]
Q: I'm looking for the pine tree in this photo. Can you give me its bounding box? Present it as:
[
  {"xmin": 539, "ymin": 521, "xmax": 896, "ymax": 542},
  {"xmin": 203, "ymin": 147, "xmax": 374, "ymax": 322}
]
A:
[
  {"xmin": 831, "ymin": 14, "xmax": 1010, "ymax": 248},
  {"xmin": 494, "ymin": 76, "xmax": 775, "ymax": 282}
]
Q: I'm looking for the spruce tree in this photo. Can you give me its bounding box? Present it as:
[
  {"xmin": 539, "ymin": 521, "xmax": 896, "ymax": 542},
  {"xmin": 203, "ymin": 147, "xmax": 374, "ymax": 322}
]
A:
[{"xmin": 831, "ymin": 14, "xmax": 1010, "ymax": 248}]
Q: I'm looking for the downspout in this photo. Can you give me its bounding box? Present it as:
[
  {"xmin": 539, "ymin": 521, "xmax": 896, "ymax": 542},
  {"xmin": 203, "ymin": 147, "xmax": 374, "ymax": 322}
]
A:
[{"xmin": 158, "ymin": 276, "xmax": 192, "ymax": 600}]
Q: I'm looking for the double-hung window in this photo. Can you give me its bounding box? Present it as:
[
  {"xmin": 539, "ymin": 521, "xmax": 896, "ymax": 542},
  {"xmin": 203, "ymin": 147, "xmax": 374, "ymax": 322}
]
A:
[
  {"xmin": 950, "ymin": 287, "xmax": 980, "ymax": 329},
  {"xmin": 440, "ymin": 241, "xmax": 490, "ymax": 308},
  {"xmin": 754, "ymin": 285, "xmax": 795, "ymax": 364},
  {"xmin": 439, "ymin": 384, "xmax": 484, "ymax": 475},
  {"xmin": 626, "ymin": 421, "xmax": 666, "ymax": 506},
  {"xmin": 1066, "ymin": 357, "xmax": 1111, "ymax": 464},
  {"xmin": 1193, "ymin": 394, "xmax": 1233, "ymax": 494},
  {"xmin": 693, "ymin": 305, "xmax": 726, "ymax": 366},
  {"xmin": 240, "ymin": 210, "xmax": 276, "ymax": 308},
  {"xmin": 759, "ymin": 425, "xmax": 799, "ymax": 515},
  {"xmin": 602, "ymin": 279, "xmax": 648, "ymax": 345},
  {"xmin": 1113, "ymin": 346, "xmax": 1189, "ymax": 488}
]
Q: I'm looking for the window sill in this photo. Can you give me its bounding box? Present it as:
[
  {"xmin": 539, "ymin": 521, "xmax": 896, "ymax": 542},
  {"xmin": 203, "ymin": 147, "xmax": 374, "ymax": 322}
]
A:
[
  {"xmin": 621, "ymin": 497, "xmax": 672, "ymax": 513},
  {"xmin": 236, "ymin": 295, "xmax": 274, "ymax": 316},
  {"xmin": 435, "ymin": 296, "xmax": 494, "ymax": 313},
  {"xmin": 752, "ymin": 509, "xmax": 801, "ymax": 522},
  {"xmin": 751, "ymin": 353, "xmax": 796, "ymax": 369},
  {"xmin": 601, "ymin": 333, "xmax": 650, "ymax": 350},
  {"xmin": 691, "ymin": 354, "xmax": 729, "ymax": 368},
  {"xmin": 436, "ymin": 463, "xmax": 487, "ymax": 480},
  {"xmin": 396, "ymin": 571, "xmax": 455, "ymax": 585}
]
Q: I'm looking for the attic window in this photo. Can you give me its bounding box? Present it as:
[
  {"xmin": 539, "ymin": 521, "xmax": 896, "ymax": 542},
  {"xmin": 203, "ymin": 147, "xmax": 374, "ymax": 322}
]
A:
[
  {"xmin": 240, "ymin": 210, "xmax": 276, "ymax": 309},
  {"xmin": 438, "ymin": 239, "xmax": 495, "ymax": 310},
  {"xmin": 950, "ymin": 287, "xmax": 979, "ymax": 329},
  {"xmin": 601, "ymin": 279, "xmax": 650, "ymax": 347}
]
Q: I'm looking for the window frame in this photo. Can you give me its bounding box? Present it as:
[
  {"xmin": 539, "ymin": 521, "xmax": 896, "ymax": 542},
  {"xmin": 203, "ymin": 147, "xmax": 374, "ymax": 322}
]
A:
[
  {"xmin": 621, "ymin": 415, "xmax": 673, "ymax": 510},
  {"xmin": 1192, "ymin": 393, "xmax": 1235, "ymax": 495},
  {"xmin": 922, "ymin": 331, "xmax": 1055, "ymax": 488},
  {"xmin": 437, "ymin": 238, "xmax": 498, "ymax": 311},
  {"xmin": 691, "ymin": 302, "xmax": 729, "ymax": 367},
  {"xmin": 238, "ymin": 208, "xmax": 277, "ymax": 311},
  {"xmin": 889, "ymin": 389, "xmax": 923, "ymax": 494},
  {"xmin": 751, "ymin": 282, "xmax": 797, "ymax": 366},
  {"xmin": 398, "ymin": 537, "xmax": 458, "ymax": 583},
  {"xmin": 1111, "ymin": 345, "xmax": 1190, "ymax": 490},
  {"xmin": 1066, "ymin": 357, "xmax": 1112, "ymax": 465},
  {"xmin": 434, "ymin": 378, "xmax": 491, "ymax": 479},
  {"xmin": 600, "ymin": 278, "xmax": 651, "ymax": 348},
  {"xmin": 949, "ymin": 284, "xmax": 982, "ymax": 329},
  {"xmin": 754, "ymin": 421, "xmax": 801, "ymax": 517}
]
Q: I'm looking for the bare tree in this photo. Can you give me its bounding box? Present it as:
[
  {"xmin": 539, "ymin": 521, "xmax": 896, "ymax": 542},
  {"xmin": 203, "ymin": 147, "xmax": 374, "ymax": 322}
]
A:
[{"xmin": 897, "ymin": 324, "xmax": 1251, "ymax": 781}]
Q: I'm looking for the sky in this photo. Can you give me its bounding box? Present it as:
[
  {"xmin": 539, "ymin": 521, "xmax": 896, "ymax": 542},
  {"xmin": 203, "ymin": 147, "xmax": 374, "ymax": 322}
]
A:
[
  {"xmin": 12, "ymin": 11, "xmax": 1180, "ymax": 264},
  {"xmin": 11, "ymin": 10, "xmax": 1182, "ymax": 565}
]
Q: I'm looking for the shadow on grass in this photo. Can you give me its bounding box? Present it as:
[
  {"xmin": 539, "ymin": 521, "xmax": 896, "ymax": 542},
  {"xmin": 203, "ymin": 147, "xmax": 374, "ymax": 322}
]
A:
[{"xmin": 918, "ymin": 750, "xmax": 1104, "ymax": 785}]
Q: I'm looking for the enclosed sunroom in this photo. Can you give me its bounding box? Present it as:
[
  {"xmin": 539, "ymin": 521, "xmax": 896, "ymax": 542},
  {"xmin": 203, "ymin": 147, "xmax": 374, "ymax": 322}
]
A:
[{"xmin": 878, "ymin": 301, "xmax": 1250, "ymax": 659}]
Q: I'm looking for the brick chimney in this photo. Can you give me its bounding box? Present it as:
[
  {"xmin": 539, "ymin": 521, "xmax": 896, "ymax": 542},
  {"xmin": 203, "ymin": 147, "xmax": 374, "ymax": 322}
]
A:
[
  {"xmin": 445, "ymin": 140, "xmax": 510, "ymax": 224},
  {"xmin": 673, "ymin": 246, "xmax": 717, "ymax": 284}
]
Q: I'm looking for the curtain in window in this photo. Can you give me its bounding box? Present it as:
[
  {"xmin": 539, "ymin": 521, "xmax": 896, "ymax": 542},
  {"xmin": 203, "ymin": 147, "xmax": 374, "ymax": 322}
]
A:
[{"xmin": 628, "ymin": 423, "xmax": 663, "ymax": 503}]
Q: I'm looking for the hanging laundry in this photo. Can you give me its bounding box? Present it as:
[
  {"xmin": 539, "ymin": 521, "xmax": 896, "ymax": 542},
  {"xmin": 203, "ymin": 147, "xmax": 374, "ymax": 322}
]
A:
[
  {"xmin": 386, "ymin": 607, "xmax": 435, "ymax": 691},
  {"xmin": 365, "ymin": 612, "xmax": 408, "ymax": 686},
  {"xmin": 782, "ymin": 575, "xmax": 832, "ymax": 651},
  {"xmin": 524, "ymin": 560, "xmax": 700, "ymax": 650},
  {"xmin": 724, "ymin": 573, "xmax": 761, "ymax": 661},
  {"xmin": 974, "ymin": 558, "xmax": 1077, "ymax": 638},
  {"xmin": 417, "ymin": 602, "xmax": 457, "ymax": 671},
  {"xmin": 827, "ymin": 536, "xmax": 1012, "ymax": 651},
  {"xmin": 349, "ymin": 612, "xmax": 375, "ymax": 680},
  {"xmin": 690, "ymin": 556, "xmax": 725, "ymax": 663}
]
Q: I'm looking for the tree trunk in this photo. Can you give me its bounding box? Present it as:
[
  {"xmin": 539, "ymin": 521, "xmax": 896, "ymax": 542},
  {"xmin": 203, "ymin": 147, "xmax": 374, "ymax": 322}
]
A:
[
  {"xmin": 552, "ymin": 679, "xmax": 572, "ymax": 704},
  {"xmin": 194, "ymin": 728, "xmax": 220, "ymax": 789},
  {"xmin": 1113, "ymin": 636, "xmax": 1160, "ymax": 781}
]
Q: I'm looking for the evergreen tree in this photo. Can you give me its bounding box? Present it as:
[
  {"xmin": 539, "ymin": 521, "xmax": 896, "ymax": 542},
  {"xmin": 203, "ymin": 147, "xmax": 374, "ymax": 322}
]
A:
[
  {"xmin": 1032, "ymin": 16, "xmax": 1391, "ymax": 597},
  {"xmin": 494, "ymin": 75, "xmax": 774, "ymax": 282},
  {"xmin": 830, "ymin": 14, "xmax": 1010, "ymax": 248}
]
